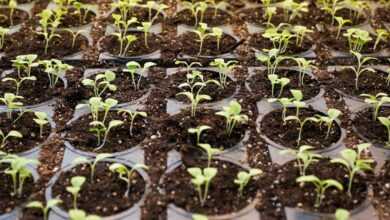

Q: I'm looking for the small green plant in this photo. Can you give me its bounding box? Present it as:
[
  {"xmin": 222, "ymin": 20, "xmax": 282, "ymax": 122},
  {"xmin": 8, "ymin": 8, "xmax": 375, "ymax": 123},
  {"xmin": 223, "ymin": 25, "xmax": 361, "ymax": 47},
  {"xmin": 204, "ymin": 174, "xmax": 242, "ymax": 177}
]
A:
[
  {"xmin": 72, "ymin": 1, "xmax": 92, "ymax": 24},
  {"xmin": 136, "ymin": 21, "xmax": 151, "ymax": 48},
  {"xmin": 26, "ymin": 199, "xmax": 62, "ymax": 220},
  {"xmin": 280, "ymin": 0, "xmax": 309, "ymax": 22},
  {"xmin": 0, "ymin": 93, "xmax": 23, "ymax": 119},
  {"xmin": 209, "ymin": 58, "xmax": 237, "ymax": 89},
  {"xmin": 267, "ymin": 97, "xmax": 292, "ymax": 121},
  {"xmin": 211, "ymin": 27, "xmax": 223, "ymax": 51},
  {"xmin": 82, "ymin": 71, "xmax": 117, "ymax": 97},
  {"xmin": 331, "ymin": 143, "xmax": 373, "ymax": 195},
  {"xmin": 343, "ymin": 28, "xmax": 372, "ymax": 52},
  {"xmin": 2, "ymin": 75, "xmax": 37, "ymax": 96},
  {"xmin": 145, "ymin": 1, "xmax": 167, "ymax": 24},
  {"xmin": 374, "ymin": 29, "xmax": 389, "ymax": 51},
  {"xmin": 33, "ymin": 111, "xmax": 49, "ymax": 138},
  {"xmin": 290, "ymin": 89, "xmax": 306, "ymax": 117},
  {"xmin": 335, "ymin": 16, "xmax": 351, "ymax": 39},
  {"xmin": 182, "ymin": 1, "xmax": 207, "ymax": 26},
  {"xmin": 187, "ymin": 167, "xmax": 217, "ymax": 206},
  {"xmin": 39, "ymin": 59, "xmax": 73, "ymax": 88},
  {"xmin": 296, "ymin": 175, "xmax": 343, "ymax": 208},
  {"xmin": 8, "ymin": 0, "xmax": 17, "ymax": 26},
  {"xmin": 361, "ymin": 93, "xmax": 390, "ymax": 121},
  {"xmin": 263, "ymin": 6, "xmax": 276, "ymax": 27},
  {"xmin": 256, "ymin": 49, "xmax": 291, "ymax": 75},
  {"xmin": 292, "ymin": 25, "xmax": 313, "ymax": 47},
  {"xmin": 316, "ymin": 108, "xmax": 342, "ymax": 138},
  {"xmin": 280, "ymin": 145, "xmax": 322, "ymax": 176},
  {"xmin": 0, "ymin": 129, "xmax": 22, "ymax": 148},
  {"xmin": 188, "ymin": 125, "xmax": 211, "ymax": 145},
  {"xmin": 197, "ymin": 143, "xmax": 222, "ymax": 167},
  {"xmin": 262, "ymin": 25, "xmax": 294, "ymax": 54},
  {"xmin": 191, "ymin": 23, "xmax": 217, "ymax": 56},
  {"xmin": 72, "ymin": 153, "xmax": 112, "ymax": 183},
  {"xmin": 234, "ymin": 168, "xmax": 262, "ymax": 196},
  {"xmin": 216, "ymin": 100, "xmax": 248, "ymax": 136},
  {"xmin": 11, "ymin": 54, "xmax": 39, "ymax": 77},
  {"xmin": 175, "ymin": 60, "xmax": 202, "ymax": 75},
  {"xmin": 285, "ymin": 115, "xmax": 319, "ymax": 146},
  {"xmin": 36, "ymin": 9, "xmax": 62, "ymax": 54},
  {"xmin": 335, "ymin": 208, "xmax": 350, "ymax": 220},
  {"xmin": 66, "ymin": 176, "xmax": 86, "ymax": 209},
  {"xmin": 268, "ymin": 74, "xmax": 290, "ymax": 97},
  {"xmin": 109, "ymin": 163, "xmax": 148, "ymax": 197},
  {"xmin": 378, "ymin": 116, "xmax": 390, "ymax": 147},
  {"xmin": 123, "ymin": 61, "xmax": 156, "ymax": 90},
  {"xmin": 118, "ymin": 109, "xmax": 147, "ymax": 136},
  {"xmin": 0, "ymin": 27, "xmax": 9, "ymax": 49},
  {"xmin": 89, "ymin": 120, "xmax": 123, "ymax": 151},
  {"xmin": 347, "ymin": 51, "xmax": 376, "ymax": 90},
  {"xmin": 68, "ymin": 209, "xmax": 101, "ymax": 220},
  {"xmin": 65, "ymin": 29, "xmax": 87, "ymax": 48},
  {"xmin": 111, "ymin": 14, "xmax": 138, "ymax": 56},
  {"xmin": 293, "ymin": 57, "xmax": 315, "ymax": 86}
]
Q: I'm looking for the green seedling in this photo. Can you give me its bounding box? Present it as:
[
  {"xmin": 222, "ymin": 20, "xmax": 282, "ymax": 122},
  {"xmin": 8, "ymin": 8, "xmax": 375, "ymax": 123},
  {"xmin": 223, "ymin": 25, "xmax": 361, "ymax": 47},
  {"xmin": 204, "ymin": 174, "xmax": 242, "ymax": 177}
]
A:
[
  {"xmin": 109, "ymin": 163, "xmax": 148, "ymax": 197},
  {"xmin": 175, "ymin": 60, "xmax": 202, "ymax": 75},
  {"xmin": 347, "ymin": 51, "xmax": 377, "ymax": 90},
  {"xmin": 343, "ymin": 28, "xmax": 372, "ymax": 52},
  {"xmin": 267, "ymin": 97, "xmax": 292, "ymax": 122},
  {"xmin": 216, "ymin": 100, "xmax": 248, "ymax": 136},
  {"xmin": 262, "ymin": 25, "xmax": 294, "ymax": 54},
  {"xmin": 378, "ymin": 116, "xmax": 390, "ymax": 147},
  {"xmin": 197, "ymin": 143, "xmax": 222, "ymax": 167},
  {"xmin": 335, "ymin": 17, "xmax": 351, "ymax": 39},
  {"xmin": 211, "ymin": 27, "xmax": 223, "ymax": 51},
  {"xmin": 293, "ymin": 57, "xmax": 315, "ymax": 86},
  {"xmin": 192, "ymin": 214, "xmax": 208, "ymax": 220},
  {"xmin": 191, "ymin": 23, "xmax": 217, "ymax": 56},
  {"xmin": 234, "ymin": 168, "xmax": 262, "ymax": 196},
  {"xmin": 188, "ymin": 125, "xmax": 211, "ymax": 145},
  {"xmin": 0, "ymin": 27, "xmax": 9, "ymax": 49},
  {"xmin": 8, "ymin": 0, "xmax": 16, "ymax": 26},
  {"xmin": 0, "ymin": 129, "xmax": 22, "ymax": 148},
  {"xmin": 187, "ymin": 167, "xmax": 217, "ymax": 206},
  {"xmin": 2, "ymin": 75, "xmax": 37, "ymax": 96},
  {"xmin": 118, "ymin": 109, "xmax": 147, "ymax": 136},
  {"xmin": 285, "ymin": 115, "xmax": 319, "ymax": 146},
  {"xmin": 0, "ymin": 93, "xmax": 23, "ymax": 119},
  {"xmin": 33, "ymin": 111, "xmax": 49, "ymax": 138},
  {"xmin": 280, "ymin": 0, "xmax": 309, "ymax": 21},
  {"xmin": 320, "ymin": 0, "xmax": 342, "ymax": 25},
  {"xmin": 68, "ymin": 209, "xmax": 101, "ymax": 220},
  {"xmin": 72, "ymin": 153, "xmax": 112, "ymax": 183},
  {"xmin": 209, "ymin": 58, "xmax": 237, "ymax": 89},
  {"xmin": 374, "ymin": 29, "xmax": 389, "ymax": 51},
  {"xmin": 136, "ymin": 21, "xmax": 151, "ymax": 48},
  {"xmin": 264, "ymin": 6, "xmax": 276, "ymax": 27},
  {"xmin": 65, "ymin": 29, "xmax": 87, "ymax": 48},
  {"xmin": 280, "ymin": 145, "xmax": 322, "ymax": 176},
  {"xmin": 268, "ymin": 74, "xmax": 290, "ymax": 97},
  {"xmin": 256, "ymin": 49, "xmax": 292, "ymax": 75},
  {"xmin": 292, "ymin": 25, "xmax": 313, "ymax": 47},
  {"xmin": 66, "ymin": 176, "xmax": 86, "ymax": 209},
  {"xmin": 316, "ymin": 108, "xmax": 342, "ymax": 138},
  {"xmin": 90, "ymin": 120, "xmax": 123, "ymax": 150},
  {"xmin": 11, "ymin": 54, "xmax": 39, "ymax": 77},
  {"xmin": 361, "ymin": 93, "xmax": 390, "ymax": 121},
  {"xmin": 123, "ymin": 61, "xmax": 156, "ymax": 90},
  {"xmin": 39, "ymin": 59, "xmax": 73, "ymax": 88},
  {"xmin": 290, "ymin": 89, "xmax": 305, "ymax": 117},
  {"xmin": 36, "ymin": 9, "xmax": 62, "ymax": 54},
  {"xmin": 82, "ymin": 70, "xmax": 117, "ymax": 97},
  {"xmin": 26, "ymin": 199, "xmax": 62, "ymax": 220}
]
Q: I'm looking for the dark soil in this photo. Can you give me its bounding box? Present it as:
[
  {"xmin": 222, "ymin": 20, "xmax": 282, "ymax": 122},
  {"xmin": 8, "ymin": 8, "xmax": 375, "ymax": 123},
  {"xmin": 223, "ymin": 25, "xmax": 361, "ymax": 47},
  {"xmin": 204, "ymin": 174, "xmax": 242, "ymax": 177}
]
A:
[
  {"xmin": 0, "ymin": 8, "xmax": 29, "ymax": 27},
  {"xmin": 64, "ymin": 111, "xmax": 149, "ymax": 153},
  {"xmin": 0, "ymin": 164, "xmax": 34, "ymax": 215},
  {"xmin": 261, "ymin": 108, "xmax": 342, "ymax": 149},
  {"xmin": 179, "ymin": 31, "xmax": 237, "ymax": 56},
  {"xmin": 174, "ymin": 7, "xmax": 231, "ymax": 26},
  {"xmin": 353, "ymin": 106, "xmax": 390, "ymax": 147},
  {"xmin": 374, "ymin": 160, "xmax": 390, "ymax": 209},
  {"xmin": 51, "ymin": 162, "xmax": 146, "ymax": 216},
  {"xmin": 375, "ymin": 7, "xmax": 390, "ymax": 23},
  {"xmin": 247, "ymin": 69, "xmax": 321, "ymax": 101},
  {"xmin": 99, "ymin": 32, "xmax": 162, "ymax": 57},
  {"xmin": 331, "ymin": 68, "xmax": 390, "ymax": 98},
  {"xmin": 0, "ymin": 70, "xmax": 65, "ymax": 105},
  {"xmin": 0, "ymin": 111, "xmax": 51, "ymax": 154},
  {"xmin": 109, "ymin": 6, "xmax": 164, "ymax": 23},
  {"xmin": 163, "ymin": 159, "xmax": 258, "ymax": 215},
  {"xmin": 166, "ymin": 70, "xmax": 237, "ymax": 103},
  {"xmin": 56, "ymin": 8, "xmax": 96, "ymax": 28},
  {"xmin": 4, "ymin": 30, "xmax": 88, "ymax": 59}
]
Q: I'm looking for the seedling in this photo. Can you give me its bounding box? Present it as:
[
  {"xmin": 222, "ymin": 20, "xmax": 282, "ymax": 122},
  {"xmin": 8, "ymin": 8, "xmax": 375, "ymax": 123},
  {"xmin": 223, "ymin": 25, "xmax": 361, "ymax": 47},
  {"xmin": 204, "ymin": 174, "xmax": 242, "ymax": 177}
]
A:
[
  {"xmin": 123, "ymin": 61, "xmax": 156, "ymax": 90},
  {"xmin": 316, "ymin": 108, "xmax": 342, "ymax": 138},
  {"xmin": 234, "ymin": 168, "xmax": 262, "ymax": 196},
  {"xmin": 280, "ymin": 145, "xmax": 322, "ymax": 176},
  {"xmin": 296, "ymin": 175, "xmax": 343, "ymax": 208},
  {"xmin": 118, "ymin": 109, "xmax": 147, "ymax": 136},
  {"xmin": 216, "ymin": 100, "xmax": 248, "ymax": 136},
  {"xmin": 191, "ymin": 23, "xmax": 217, "ymax": 56},
  {"xmin": 11, "ymin": 54, "xmax": 39, "ymax": 77},
  {"xmin": 39, "ymin": 59, "xmax": 73, "ymax": 88},
  {"xmin": 0, "ymin": 129, "xmax": 22, "ymax": 148},
  {"xmin": 343, "ymin": 28, "xmax": 372, "ymax": 52},
  {"xmin": 65, "ymin": 29, "xmax": 87, "ymax": 48},
  {"xmin": 347, "ymin": 51, "xmax": 377, "ymax": 90},
  {"xmin": 68, "ymin": 209, "xmax": 101, "ymax": 220},
  {"xmin": 187, "ymin": 167, "xmax": 217, "ymax": 206},
  {"xmin": 82, "ymin": 71, "xmax": 117, "ymax": 97},
  {"xmin": 109, "ymin": 163, "xmax": 148, "ymax": 197},
  {"xmin": 90, "ymin": 119, "xmax": 124, "ymax": 150},
  {"xmin": 335, "ymin": 209, "xmax": 350, "ymax": 220},
  {"xmin": 8, "ymin": 0, "xmax": 16, "ymax": 26},
  {"xmin": 374, "ymin": 29, "xmax": 389, "ymax": 51},
  {"xmin": 66, "ymin": 176, "xmax": 86, "ymax": 209},
  {"xmin": 256, "ymin": 49, "xmax": 291, "ymax": 75},
  {"xmin": 262, "ymin": 25, "xmax": 294, "ymax": 53},
  {"xmin": 197, "ymin": 143, "xmax": 222, "ymax": 167},
  {"xmin": 264, "ymin": 6, "xmax": 276, "ymax": 27},
  {"xmin": 136, "ymin": 22, "xmax": 151, "ymax": 48},
  {"xmin": 209, "ymin": 58, "xmax": 237, "ymax": 88},
  {"xmin": 0, "ymin": 27, "xmax": 9, "ymax": 49},
  {"xmin": 378, "ymin": 116, "xmax": 390, "ymax": 147},
  {"xmin": 292, "ymin": 25, "xmax": 313, "ymax": 47},
  {"xmin": 293, "ymin": 57, "xmax": 315, "ymax": 86},
  {"xmin": 211, "ymin": 27, "xmax": 223, "ymax": 51},
  {"xmin": 36, "ymin": 9, "xmax": 62, "ymax": 54},
  {"xmin": 361, "ymin": 93, "xmax": 390, "ymax": 121},
  {"xmin": 145, "ymin": 1, "xmax": 167, "ymax": 24},
  {"xmin": 0, "ymin": 93, "xmax": 23, "ymax": 119},
  {"xmin": 331, "ymin": 143, "xmax": 373, "ymax": 195},
  {"xmin": 285, "ymin": 115, "xmax": 319, "ymax": 146},
  {"xmin": 72, "ymin": 153, "xmax": 112, "ymax": 183},
  {"xmin": 291, "ymin": 89, "xmax": 305, "ymax": 117},
  {"xmin": 72, "ymin": 1, "xmax": 92, "ymax": 24},
  {"xmin": 206, "ymin": 0, "xmax": 224, "ymax": 18},
  {"xmin": 33, "ymin": 111, "xmax": 49, "ymax": 138},
  {"xmin": 268, "ymin": 74, "xmax": 290, "ymax": 97},
  {"xmin": 2, "ymin": 75, "xmax": 37, "ymax": 96},
  {"xmin": 175, "ymin": 60, "xmax": 202, "ymax": 75},
  {"xmin": 26, "ymin": 199, "xmax": 62, "ymax": 220},
  {"xmin": 267, "ymin": 97, "xmax": 292, "ymax": 121},
  {"xmin": 188, "ymin": 125, "xmax": 211, "ymax": 145},
  {"xmin": 280, "ymin": 0, "xmax": 308, "ymax": 21},
  {"xmin": 335, "ymin": 17, "xmax": 351, "ymax": 39}
]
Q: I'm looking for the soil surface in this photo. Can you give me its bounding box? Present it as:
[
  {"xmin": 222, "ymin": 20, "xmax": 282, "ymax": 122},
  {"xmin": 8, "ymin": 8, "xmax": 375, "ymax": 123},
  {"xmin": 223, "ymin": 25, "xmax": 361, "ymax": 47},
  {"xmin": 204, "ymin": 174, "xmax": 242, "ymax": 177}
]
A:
[
  {"xmin": 163, "ymin": 159, "xmax": 258, "ymax": 215},
  {"xmin": 0, "ymin": 111, "xmax": 51, "ymax": 154},
  {"xmin": 174, "ymin": 7, "xmax": 231, "ymax": 26},
  {"xmin": 109, "ymin": 6, "xmax": 164, "ymax": 24},
  {"xmin": 261, "ymin": 108, "xmax": 342, "ymax": 149},
  {"xmin": 0, "ymin": 8, "xmax": 29, "ymax": 27},
  {"xmin": 51, "ymin": 161, "xmax": 146, "ymax": 216},
  {"xmin": 56, "ymin": 8, "xmax": 96, "ymax": 28}
]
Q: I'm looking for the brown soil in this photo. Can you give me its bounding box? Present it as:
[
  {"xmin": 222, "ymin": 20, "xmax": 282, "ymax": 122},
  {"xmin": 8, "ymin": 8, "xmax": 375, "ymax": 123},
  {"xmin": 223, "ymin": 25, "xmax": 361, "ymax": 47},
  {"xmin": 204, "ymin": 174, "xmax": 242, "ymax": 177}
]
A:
[
  {"xmin": 64, "ymin": 111, "xmax": 149, "ymax": 153},
  {"xmin": 174, "ymin": 7, "xmax": 231, "ymax": 26},
  {"xmin": 99, "ymin": 32, "xmax": 162, "ymax": 57},
  {"xmin": 0, "ymin": 70, "xmax": 65, "ymax": 105},
  {"xmin": 57, "ymin": 8, "xmax": 96, "ymax": 28},
  {"xmin": 109, "ymin": 6, "xmax": 164, "ymax": 24},
  {"xmin": 375, "ymin": 7, "xmax": 390, "ymax": 23},
  {"xmin": 179, "ymin": 31, "xmax": 238, "ymax": 56},
  {"xmin": 353, "ymin": 106, "xmax": 390, "ymax": 147},
  {"xmin": 374, "ymin": 160, "xmax": 390, "ymax": 211},
  {"xmin": 247, "ymin": 69, "xmax": 321, "ymax": 101},
  {"xmin": 51, "ymin": 162, "xmax": 146, "ymax": 216},
  {"xmin": 0, "ymin": 111, "xmax": 51, "ymax": 154},
  {"xmin": 0, "ymin": 8, "xmax": 29, "ymax": 27},
  {"xmin": 163, "ymin": 159, "xmax": 258, "ymax": 215},
  {"xmin": 261, "ymin": 108, "xmax": 342, "ymax": 149}
]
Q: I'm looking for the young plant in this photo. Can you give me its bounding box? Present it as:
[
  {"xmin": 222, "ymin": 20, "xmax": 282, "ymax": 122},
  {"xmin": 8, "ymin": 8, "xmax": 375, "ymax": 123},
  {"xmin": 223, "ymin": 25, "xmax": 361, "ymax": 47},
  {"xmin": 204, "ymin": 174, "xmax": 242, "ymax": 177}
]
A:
[
  {"xmin": 72, "ymin": 1, "xmax": 92, "ymax": 24},
  {"xmin": 256, "ymin": 49, "xmax": 292, "ymax": 75},
  {"xmin": 8, "ymin": 0, "xmax": 16, "ymax": 26},
  {"xmin": 0, "ymin": 129, "xmax": 22, "ymax": 148},
  {"xmin": 68, "ymin": 209, "xmax": 101, "ymax": 220},
  {"xmin": 89, "ymin": 119, "xmax": 123, "ymax": 151},
  {"xmin": 361, "ymin": 93, "xmax": 390, "ymax": 121},
  {"xmin": 145, "ymin": 1, "xmax": 167, "ymax": 24},
  {"xmin": 378, "ymin": 116, "xmax": 390, "ymax": 147},
  {"xmin": 123, "ymin": 61, "xmax": 156, "ymax": 90},
  {"xmin": 263, "ymin": 6, "xmax": 276, "ymax": 27},
  {"xmin": 347, "ymin": 51, "xmax": 377, "ymax": 90},
  {"xmin": 268, "ymin": 74, "xmax": 290, "ymax": 97},
  {"xmin": 0, "ymin": 93, "xmax": 23, "ymax": 119},
  {"xmin": 0, "ymin": 27, "xmax": 9, "ymax": 49},
  {"xmin": 175, "ymin": 60, "xmax": 202, "ymax": 75},
  {"xmin": 374, "ymin": 29, "xmax": 389, "ymax": 51},
  {"xmin": 187, "ymin": 167, "xmax": 217, "ymax": 206},
  {"xmin": 262, "ymin": 25, "xmax": 294, "ymax": 54},
  {"xmin": 293, "ymin": 57, "xmax": 315, "ymax": 86},
  {"xmin": 36, "ymin": 9, "xmax": 62, "ymax": 54},
  {"xmin": 291, "ymin": 89, "xmax": 306, "ymax": 117},
  {"xmin": 109, "ymin": 163, "xmax": 148, "ymax": 197},
  {"xmin": 118, "ymin": 109, "xmax": 147, "ymax": 136},
  {"xmin": 267, "ymin": 97, "xmax": 292, "ymax": 122},
  {"xmin": 331, "ymin": 143, "xmax": 374, "ymax": 195},
  {"xmin": 335, "ymin": 16, "xmax": 351, "ymax": 39},
  {"xmin": 66, "ymin": 176, "xmax": 86, "ymax": 209},
  {"xmin": 33, "ymin": 111, "xmax": 49, "ymax": 138},
  {"xmin": 316, "ymin": 108, "xmax": 342, "ymax": 138},
  {"xmin": 280, "ymin": 145, "xmax": 322, "ymax": 176},
  {"xmin": 197, "ymin": 143, "xmax": 222, "ymax": 167},
  {"xmin": 136, "ymin": 22, "xmax": 151, "ymax": 48},
  {"xmin": 234, "ymin": 168, "xmax": 262, "ymax": 196},
  {"xmin": 280, "ymin": 0, "xmax": 309, "ymax": 22},
  {"xmin": 2, "ymin": 75, "xmax": 37, "ymax": 96},
  {"xmin": 11, "ymin": 54, "xmax": 39, "ymax": 77},
  {"xmin": 320, "ymin": 0, "xmax": 342, "ymax": 25},
  {"xmin": 82, "ymin": 71, "xmax": 117, "ymax": 97},
  {"xmin": 188, "ymin": 125, "xmax": 211, "ymax": 145},
  {"xmin": 296, "ymin": 175, "xmax": 343, "ymax": 208},
  {"xmin": 343, "ymin": 28, "xmax": 372, "ymax": 52},
  {"xmin": 72, "ymin": 153, "xmax": 112, "ymax": 183},
  {"xmin": 65, "ymin": 29, "xmax": 87, "ymax": 48},
  {"xmin": 209, "ymin": 58, "xmax": 237, "ymax": 89},
  {"xmin": 211, "ymin": 27, "xmax": 223, "ymax": 51},
  {"xmin": 216, "ymin": 100, "xmax": 248, "ymax": 136},
  {"xmin": 26, "ymin": 199, "xmax": 62, "ymax": 220},
  {"xmin": 285, "ymin": 115, "xmax": 319, "ymax": 146},
  {"xmin": 292, "ymin": 25, "xmax": 313, "ymax": 47},
  {"xmin": 191, "ymin": 23, "xmax": 216, "ymax": 56},
  {"xmin": 39, "ymin": 59, "xmax": 73, "ymax": 88}
]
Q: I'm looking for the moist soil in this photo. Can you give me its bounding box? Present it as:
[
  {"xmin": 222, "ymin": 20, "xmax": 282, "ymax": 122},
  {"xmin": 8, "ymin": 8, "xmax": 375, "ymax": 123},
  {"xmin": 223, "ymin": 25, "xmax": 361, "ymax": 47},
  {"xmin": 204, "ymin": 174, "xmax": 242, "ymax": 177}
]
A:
[
  {"xmin": 374, "ymin": 160, "xmax": 390, "ymax": 208},
  {"xmin": 259, "ymin": 159, "xmax": 368, "ymax": 214},
  {"xmin": 64, "ymin": 111, "xmax": 149, "ymax": 153},
  {"xmin": 0, "ymin": 70, "xmax": 65, "ymax": 105},
  {"xmin": 0, "ymin": 164, "xmax": 34, "ymax": 215},
  {"xmin": 109, "ymin": 6, "xmax": 164, "ymax": 23},
  {"xmin": 261, "ymin": 108, "xmax": 342, "ymax": 149},
  {"xmin": 247, "ymin": 69, "xmax": 321, "ymax": 101},
  {"xmin": 166, "ymin": 70, "xmax": 237, "ymax": 103},
  {"xmin": 56, "ymin": 8, "xmax": 96, "ymax": 28},
  {"xmin": 81, "ymin": 70, "xmax": 150, "ymax": 103},
  {"xmin": 174, "ymin": 7, "xmax": 231, "ymax": 26},
  {"xmin": 0, "ymin": 8, "xmax": 29, "ymax": 27},
  {"xmin": 0, "ymin": 111, "xmax": 51, "ymax": 154},
  {"xmin": 331, "ymin": 68, "xmax": 390, "ymax": 98},
  {"xmin": 179, "ymin": 31, "xmax": 237, "ymax": 57},
  {"xmin": 353, "ymin": 106, "xmax": 390, "ymax": 147},
  {"xmin": 99, "ymin": 32, "xmax": 162, "ymax": 57},
  {"xmin": 376, "ymin": 7, "xmax": 390, "ymax": 23},
  {"xmin": 4, "ymin": 30, "xmax": 88, "ymax": 59},
  {"xmin": 51, "ymin": 162, "xmax": 146, "ymax": 216},
  {"xmin": 162, "ymin": 159, "xmax": 258, "ymax": 215}
]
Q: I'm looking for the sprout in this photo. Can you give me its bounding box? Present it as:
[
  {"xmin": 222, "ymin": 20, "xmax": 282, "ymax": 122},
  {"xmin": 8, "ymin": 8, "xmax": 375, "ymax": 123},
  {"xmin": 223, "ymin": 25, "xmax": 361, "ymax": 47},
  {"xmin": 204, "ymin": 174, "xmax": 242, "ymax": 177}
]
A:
[
  {"xmin": 72, "ymin": 153, "xmax": 112, "ymax": 183},
  {"xmin": 347, "ymin": 51, "xmax": 377, "ymax": 90},
  {"xmin": 188, "ymin": 125, "xmax": 211, "ymax": 145},
  {"xmin": 264, "ymin": 6, "xmax": 276, "ymax": 27},
  {"xmin": 109, "ymin": 163, "xmax": 148, "ymax": 197},
  {"xmin": 268, "ymin": 74, "xmax": 290, "ymax": 97},
  {"xmin": 374, "ymin": 29, "xmax": 390, "ymax": 51},
  {"xmin": 33, "ymin": 111, "xmax": 49, "ymax": 138},
  {"xmin": 206, "ymin": 0, "xmax": 224, "ymax": 18},
  {"xmin": 65, "ymin": 29, "xmax": 87, "ymax": 48},
  {"xmin": 90, "ymin": 119, "xmax": 123, "ymax": 150},
  {"xmin": 11, "ymin": 54, "xmax": 39, "ymax": 77},
  {"xmin": 0, "ymin": 27, "xmax": 9, "ymax": 49},
  {"xmin": 197, "ymin": 143, "xmax": 221, "ymax": 167},
  {"xmin": 2, "ymin": 75, "xmax": 37, "ymax": 96},
  {"xmin": 285, "ymin": 115, "xmax": 319, "ymax": 146},
  {"xmin": 26, "ymin": 199, "xmax": 62, "ymax": 220},
  {"xmin": 256, "ymin": 49, "xmax": 292, "ymax": 75},
  {"xmin": 360, "ymin": 93, "xmax": 390, "ymax": 121},
  {"xmin": 39, "ymin": 59, "xmax": 73, "ymax": 89},
  {"xmin": 211, "ymin": 27, "xmax": 223, "ymax": 51},
  {"xmin": 234, "ymin": 168, "xmax": 262, "ymax": 196},
  {"xmin": 0, "ymin": 93, "xmax": 23, "ymax": 119},
  {"xmin": 72, "ymin": 1, "xmax": 92, "ymax": 24},
  {"xmin": 335, "ymin": 17, "xmax": 351, "ymax": 39},
  {"xmin": 82, "ymin": 71, "xmax": 117, "ymax": 97},
  {"xmin": 216, "ymin": 100, "xmax": 248, "ymax": 136},
  {"xmin": 316, "ymin": 108, "xmax": 342, "ymax": 138},
  {"xmin": 296, "ymin": 175, "xmax": 343, "ymax": 208},
  {"xmin": 343, "ymin": 28, "xmax": 372, "ymax": 52},
  {"xmin": 175, "ymin": 60, "xmax": 202, "ymax": 75},
  {"xmin": 291, "ymin": 25, "xmax": 313, "ymax": 47},
  {"xmin": 378, "ymin": 116, "xmax": 390, "ymax": 147},
  {"xmin": 0, "ymin": 129, "xmax": 22, "ymax": 148},
  {"xmin": 280, "ymin": 145, "xmax": 322, "ymax": 176},
  {"xmin": 68, "ymin": 209, "xmax": 101, "ymax": 220},
  {"xmin": 293, "ymin": 57, "xmax": 315, "ymax": 86},
  {"xmin": 331, "ymin": 143, "xmax": 373, "ymax": 195},
  {"xmin": 335, "ymin": 209, "xmax": 350, "ymax": 220},
  {"xmin": 118, "ymin": 109, "xmax": 147, "ymax": 136},
  {"xmin": 262, "ymin": 25, "xmax": 294, "ymax": 54},
  {"xmin": 136, "ymin": 22, "xmax": 151, "ymax": 48},
  {"xmin": 290, "ymin": 89, "xmax": 305, "ymax": 117},
  {"xmin": 66, "ymin": 176, "xmax": 86, "ymax": 209},
  {"xmin": 209, "ymin": 58, "xmax": 237, "ymax": 89},
  {"xmin": 187, "ymin": 167, "xmax": 217, "ymax": 206},
  {"xmin": 145, "ymin": 1, "xmax": 167, "ymax": 24},
  {"xmin": 36, "ymin": 9, "xmax": 62, "ymax": 54},
  {"xmin": 123, "ymin": 61, "xmax": 156, "ymax": 90},
  {"xmin": 111, "ymin": 14, "xmax": 139, "ymax": 56},
  {"xmin": 8, "ymin": 0, "xmax": 16, "ymax": 26},
  {"xmin": 280, "ymin": 0, "xmax": 308, "ymax": 21},
  {"xmin": 267, "ymin": 97, "xmax": 292, "ymax": 122},
  {"xmin": 320, "ymin": 0, "xmax": 342, "ymax": 25},
  {"xmin": 191, "ymin": 23, "xmax": 217, "ymax": 56}
]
